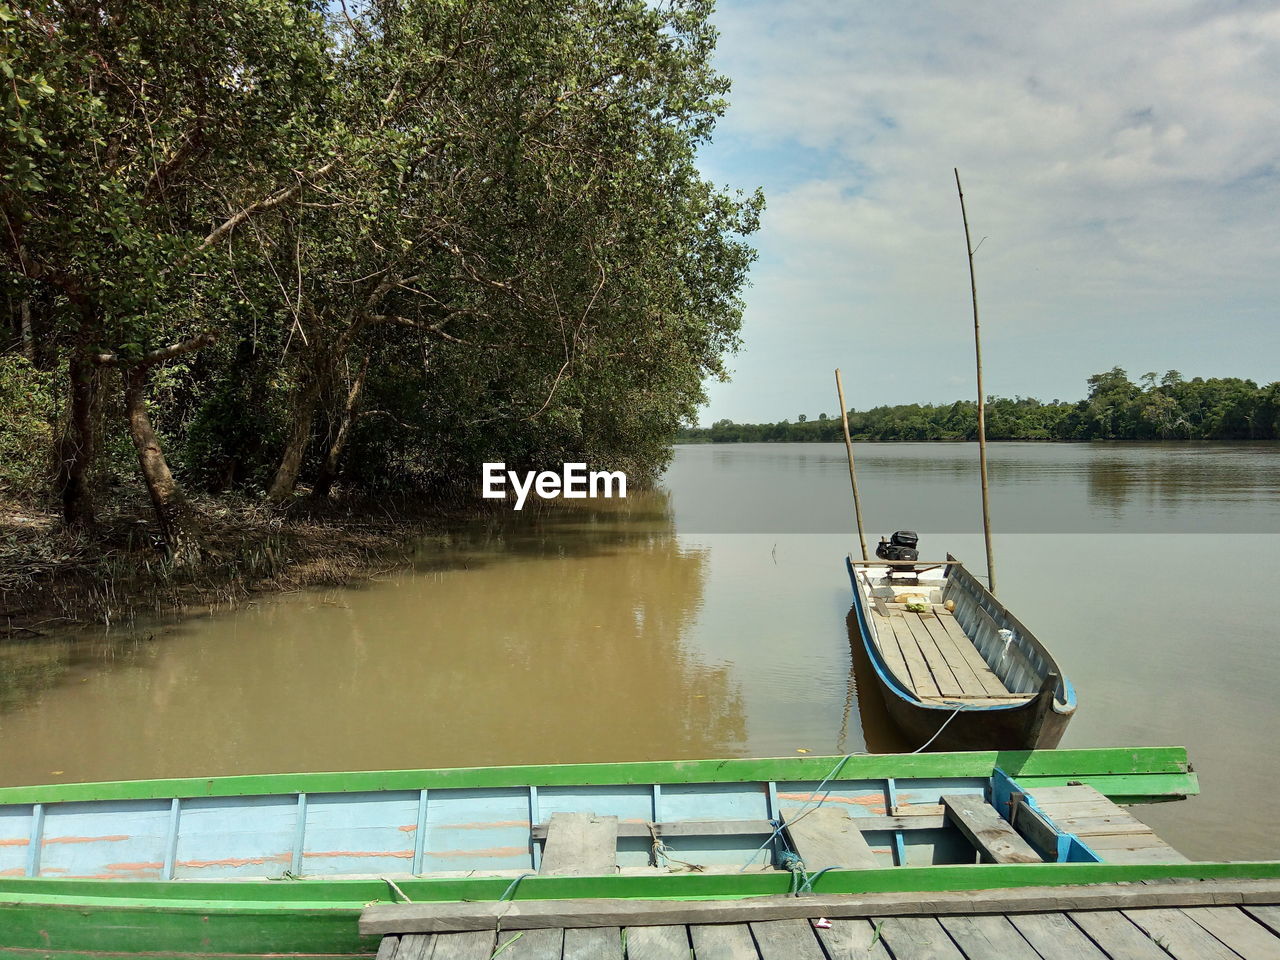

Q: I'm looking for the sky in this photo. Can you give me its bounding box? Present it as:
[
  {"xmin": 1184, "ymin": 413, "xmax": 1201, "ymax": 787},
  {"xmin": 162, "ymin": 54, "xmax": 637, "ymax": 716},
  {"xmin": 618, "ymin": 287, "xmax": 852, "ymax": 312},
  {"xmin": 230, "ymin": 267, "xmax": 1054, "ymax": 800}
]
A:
[{"xmin": 693, "ymin": 0, "xmax": 1280, "ymax": 425}]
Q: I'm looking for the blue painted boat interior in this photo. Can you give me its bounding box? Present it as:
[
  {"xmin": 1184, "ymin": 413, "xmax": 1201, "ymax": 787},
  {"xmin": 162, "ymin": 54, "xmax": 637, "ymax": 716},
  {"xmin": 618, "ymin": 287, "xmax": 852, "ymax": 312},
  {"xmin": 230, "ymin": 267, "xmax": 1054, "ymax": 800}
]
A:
[{"xmin": 0, "ymin": 770, "xmax": 1095, "ymax": 880}]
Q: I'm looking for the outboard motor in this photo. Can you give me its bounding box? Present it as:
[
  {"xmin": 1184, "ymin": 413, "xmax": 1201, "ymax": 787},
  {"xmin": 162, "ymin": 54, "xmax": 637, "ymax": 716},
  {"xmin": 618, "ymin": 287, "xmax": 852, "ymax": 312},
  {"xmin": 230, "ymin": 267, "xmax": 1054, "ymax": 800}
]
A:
[{"xmin": 876, "ymin": 530, "xmax": 919, "ymax": 566}]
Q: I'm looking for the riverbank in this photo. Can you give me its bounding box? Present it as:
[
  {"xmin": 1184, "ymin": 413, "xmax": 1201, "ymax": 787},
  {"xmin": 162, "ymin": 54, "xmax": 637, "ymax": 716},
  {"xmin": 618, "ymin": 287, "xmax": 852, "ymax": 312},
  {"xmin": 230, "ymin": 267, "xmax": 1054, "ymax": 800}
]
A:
[{"xmin": 0, "ymin": 493, "xmax": 455, "ymax": 636}]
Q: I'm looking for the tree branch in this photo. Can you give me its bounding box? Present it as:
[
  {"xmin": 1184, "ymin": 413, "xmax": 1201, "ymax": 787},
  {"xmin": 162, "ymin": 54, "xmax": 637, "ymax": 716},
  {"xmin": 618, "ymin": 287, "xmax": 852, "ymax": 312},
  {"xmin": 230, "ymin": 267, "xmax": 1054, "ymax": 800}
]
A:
[
  {"xmin": 96, "ymin": 332, "xmax": 217, "ymax": 368},
  {"xmin": 368, "ymin": 314, "xmax": 470, "ymax": 345},
  {"xmin": 179, "ymin": 162, "xmax": 336, "ymax": 267}
]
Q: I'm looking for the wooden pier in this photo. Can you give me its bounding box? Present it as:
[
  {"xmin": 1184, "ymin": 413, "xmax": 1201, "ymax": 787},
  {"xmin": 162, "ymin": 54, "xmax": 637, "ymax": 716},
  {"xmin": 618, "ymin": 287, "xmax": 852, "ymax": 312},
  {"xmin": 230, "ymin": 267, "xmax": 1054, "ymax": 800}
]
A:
[
  {"xmin": 364, "ymin": 784, "xmax": 1280, "ymax": 958},
  {"xmin": 367, "ymin": 887, "xmax": 1280, "ymax": 959}
]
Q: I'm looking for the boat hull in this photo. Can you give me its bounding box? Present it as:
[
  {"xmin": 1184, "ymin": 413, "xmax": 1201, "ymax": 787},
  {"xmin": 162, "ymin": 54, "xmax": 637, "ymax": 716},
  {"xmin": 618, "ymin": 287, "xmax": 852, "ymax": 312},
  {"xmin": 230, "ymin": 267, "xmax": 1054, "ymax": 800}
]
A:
[
  {"xmin": 0, "ymin": 750, "xmax": 1198, "ymax": 957},
  {"xmin": 873, "ymin": 674, "xmax": 1072, "ymax": 751}
]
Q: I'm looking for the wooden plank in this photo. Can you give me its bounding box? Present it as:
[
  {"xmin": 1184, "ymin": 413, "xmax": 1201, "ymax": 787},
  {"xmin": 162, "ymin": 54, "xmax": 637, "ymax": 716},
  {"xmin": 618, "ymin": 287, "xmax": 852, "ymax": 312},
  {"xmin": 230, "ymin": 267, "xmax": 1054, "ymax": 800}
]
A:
[
  {"xmin": 869, "ymin": 610, "xmax": 913, "ymax": 685},
  {"xmin": 563, "ymin": 927, "xmax": 623, "ymax": 960},
  {"xmin": 358, "ymin": 880, "xmax": 1280, "ymax": 934},
  {"xmin": 903, "ymin": 613, "xmax": 965, "ymax": 697},
  {"xmin": 375, "ymin": 936, "xmax": 402, "ymax": 960},
  {"xmin": 889, "ymin": 616, "xmax": 943, "ymax": 698},
  {"xmin": 782, "ymin": 806, "xmax": 879, "ymax": 871},
  {"xmin": 873, "ymin": 916, "xmax": 966, "ymax": 959},
  {"xmin": 1055, "ymin": 816, "xmax": 1151, "ymax": 838},
  {"xmin": 624, "ymin": 925, "xmax": 691, "ymax": 960},
  {"xmin": 1027, "ymin": 786, "xmax": 1110, "ymax": 805},
  {"xmin": 1182, "ymin": 907, "xmax": 1280, "ymax": 960},
  {"xmin": 1083, "ymin": 834, "xmax": 1179, "ymax": 852},
  {"xmin": 942, "ymin": 794, "xmax": 1041, "ymax": 864},
  {"xmin": 492, "ymin": 927, "xmax": 563, "ymax": 959},
  {"xmin": 1030, "ymin": 786, "xmax": 1132, "ymax": 818},
  {"xmin": 750, "ymin": 918, "xmax": 826, "ymax": 959},
  {"xmin": 534, "ymin": 816, "xmax": 946, "ymax": 839},
  {"xmin": 394, "ymin": 934, "xmax": 433, "ymax": 960},
  {"xmin": 1009, "ymin": 802, "xmax": 1061, "ymax": 860},
  {"xmin": 938, "ymin": 915, "xmax": 1041, "ymax": 959},
  {"xmin": 1245, "ymin": 906, "xmax": 1280, "ymax": 937},
  {"xmin": 1068, "ymin": 910, "xmax": 1173, "ymax": 960},
  {"xmin": 1007, "ymin": 913, "xmax": 1109, "ymax": 960},
  {"xmin": 539, "ymin": 812, "xmax": 617, "ymax": 876},
  {"xmin": 688, "ymin": 923, "xmax": 758, "ymax": 960},
  {"xmin": 1075, "ymin": 839, "xmax": 1172, "ymax": 855},
  {"xmin": 429, "ymin": 931, "xmax": 495, "ymax": 960},
  {"xmin": 535, "ymin": 818, "xmax": 768, "ymax": 840},
  {"xmin": 1123, "ymin": 907, "xmax": 1245, "ymax": 960},
  {"xmin": 933, "ymin": 606, "xmax": 1013, "ymax": 696},
  {"xmin": 1037, "ymin": 800, "xmax": 1135, "ymax": 820},
  {"xmin": 813, "ymin": 919, "xmax": 892, "ymax": 959},
  {"xmin": 918, "ymin": 613, "xmax": 990, "ymax": 697}
]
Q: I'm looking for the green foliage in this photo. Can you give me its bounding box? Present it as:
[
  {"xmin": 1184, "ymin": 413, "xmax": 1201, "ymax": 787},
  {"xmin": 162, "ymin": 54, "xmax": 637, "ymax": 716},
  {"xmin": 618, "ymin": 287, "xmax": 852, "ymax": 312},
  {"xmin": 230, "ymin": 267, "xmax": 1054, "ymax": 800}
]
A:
[
  {"xmin": 0, "ymin": 355, "xmax": 54, "ymax": 495},
  {"xmin": 0, "ymin": 0, "xmax": 761, "ymax": 514},
  {"xmin": 680, "ymin": 369, "xmax": 1280, "ymax": 444}
]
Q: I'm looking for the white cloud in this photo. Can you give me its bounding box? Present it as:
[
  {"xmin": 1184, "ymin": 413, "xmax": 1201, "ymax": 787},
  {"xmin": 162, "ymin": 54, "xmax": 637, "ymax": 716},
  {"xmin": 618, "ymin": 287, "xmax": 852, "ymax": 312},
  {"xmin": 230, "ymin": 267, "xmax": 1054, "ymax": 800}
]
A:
[{"xmin": 698, "ymin": 1, "xmax": 1280, "ymax": 421}]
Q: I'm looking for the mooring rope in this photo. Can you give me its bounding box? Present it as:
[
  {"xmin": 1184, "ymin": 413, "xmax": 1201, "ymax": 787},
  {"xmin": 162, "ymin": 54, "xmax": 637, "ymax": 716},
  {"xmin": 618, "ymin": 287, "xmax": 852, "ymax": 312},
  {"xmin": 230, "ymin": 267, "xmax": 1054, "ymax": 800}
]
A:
[
  {"xmin": 912, "ymin": 706, "xmax": 964, "ymax": 754},
  {"xmin": 732, "ymin": 709, "xmax": 962, "ymax": 887}
]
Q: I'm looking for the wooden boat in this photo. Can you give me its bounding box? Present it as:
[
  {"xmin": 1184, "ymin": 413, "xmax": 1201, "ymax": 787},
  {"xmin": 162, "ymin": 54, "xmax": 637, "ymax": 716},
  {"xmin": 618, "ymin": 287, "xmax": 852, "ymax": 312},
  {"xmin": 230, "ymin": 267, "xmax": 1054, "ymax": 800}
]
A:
[
  {"xmin": 0, "ymin": 747, "xmax": 1234, "ymax": 957},
  {"xmin": 847, "ymin": 554, "xmax": 1077, "ymax": 751}
]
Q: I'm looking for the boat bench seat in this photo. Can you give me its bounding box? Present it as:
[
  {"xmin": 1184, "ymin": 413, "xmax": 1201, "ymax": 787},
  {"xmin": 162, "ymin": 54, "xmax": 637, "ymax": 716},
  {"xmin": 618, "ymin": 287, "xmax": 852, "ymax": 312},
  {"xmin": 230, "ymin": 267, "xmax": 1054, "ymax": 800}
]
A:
[{"xmin": 539, "ymin": 812, "xmax": 619, "ymax": 876}]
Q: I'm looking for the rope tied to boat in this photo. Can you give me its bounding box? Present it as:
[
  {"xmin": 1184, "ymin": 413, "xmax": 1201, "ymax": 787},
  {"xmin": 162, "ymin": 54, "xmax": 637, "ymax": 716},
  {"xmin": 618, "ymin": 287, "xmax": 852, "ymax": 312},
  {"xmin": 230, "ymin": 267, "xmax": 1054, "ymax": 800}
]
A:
[
  {"xmin": 777, "ymin": 848, "xmax": 809, "ymax": 895},
  {"xmin": 797, "ymin": 865, "xmax": 841, "ymax": 894},
  {"xmin": 737, "ymin": 753, "xmax": 863, "ymax": 874},
  {"xmin": 912, "ymin": 706, "xmax": 964, "ymax": 754},
  {"xmin": 382, "ymin": 877, "xmax": 413, "ymax": 903},
  {"xmin": 646, "ymin": 821, "xmax": 705, "ymax": 873}
]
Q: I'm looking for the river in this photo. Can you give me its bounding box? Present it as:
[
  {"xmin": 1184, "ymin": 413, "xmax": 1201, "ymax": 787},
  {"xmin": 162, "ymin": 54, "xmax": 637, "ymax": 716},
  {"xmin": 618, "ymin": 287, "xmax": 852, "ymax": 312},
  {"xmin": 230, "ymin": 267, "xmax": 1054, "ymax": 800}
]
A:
[{"xmin": 1, "ymin": 441, "xmax": 1278, "ymax": 861}]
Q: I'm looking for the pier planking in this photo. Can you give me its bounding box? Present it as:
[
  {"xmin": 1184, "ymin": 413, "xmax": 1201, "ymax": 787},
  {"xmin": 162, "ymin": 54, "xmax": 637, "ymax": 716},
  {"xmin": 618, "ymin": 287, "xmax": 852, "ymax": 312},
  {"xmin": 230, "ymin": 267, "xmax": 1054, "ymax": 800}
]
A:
[{"xmin": 372, "ymin": 898, "xmax": 1280, "ymax": 959}]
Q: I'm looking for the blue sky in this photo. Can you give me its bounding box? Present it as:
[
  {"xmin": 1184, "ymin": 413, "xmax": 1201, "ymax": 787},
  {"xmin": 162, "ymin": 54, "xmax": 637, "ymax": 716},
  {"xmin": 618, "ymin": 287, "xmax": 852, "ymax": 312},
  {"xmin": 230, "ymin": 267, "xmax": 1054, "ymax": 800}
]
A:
[{"xmin": 694, "ymin": 0, "xmax": 1280, "ymax": 425}]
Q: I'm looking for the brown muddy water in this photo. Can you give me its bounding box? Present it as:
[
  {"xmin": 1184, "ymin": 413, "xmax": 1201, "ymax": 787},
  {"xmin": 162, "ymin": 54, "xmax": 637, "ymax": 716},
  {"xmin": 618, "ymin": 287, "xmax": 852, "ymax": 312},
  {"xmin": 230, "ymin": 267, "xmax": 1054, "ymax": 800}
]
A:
[{"xmin": 2, "ymin": 442, "xmax": 1279, "ymax": 861}]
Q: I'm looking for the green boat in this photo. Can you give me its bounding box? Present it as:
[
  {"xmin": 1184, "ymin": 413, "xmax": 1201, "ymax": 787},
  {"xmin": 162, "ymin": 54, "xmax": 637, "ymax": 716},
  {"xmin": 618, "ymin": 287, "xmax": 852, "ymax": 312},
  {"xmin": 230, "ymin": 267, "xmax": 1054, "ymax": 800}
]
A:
[{"xmin": 0, "ymin": 747, "xmax": 1274, "ymax": 958}]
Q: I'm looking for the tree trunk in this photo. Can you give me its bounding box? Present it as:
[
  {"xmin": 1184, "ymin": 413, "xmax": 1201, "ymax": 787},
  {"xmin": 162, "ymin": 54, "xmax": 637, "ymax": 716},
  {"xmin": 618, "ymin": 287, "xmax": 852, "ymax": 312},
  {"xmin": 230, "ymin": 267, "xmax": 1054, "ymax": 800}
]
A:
[
  {"xmin": 123, "ymin": 367, "xmax": 199, "ymax": 560},
  {"xmin": 267, "ymin": 371, "xmax": 324, "ymax": 502},
  {"xmin": 19, "ymin": 298, "xmax": 34, "ymax": 362},
  {"xmin": 54, "ymin": 351, "xmax": 100, "ymax": 527},
  {"xmin": 311, "ymin": 356, "xmax": 370, "ymax": 501},
  {"xmin": 267, "ymin": 314, "xmax": 370, "ymax": 504}
]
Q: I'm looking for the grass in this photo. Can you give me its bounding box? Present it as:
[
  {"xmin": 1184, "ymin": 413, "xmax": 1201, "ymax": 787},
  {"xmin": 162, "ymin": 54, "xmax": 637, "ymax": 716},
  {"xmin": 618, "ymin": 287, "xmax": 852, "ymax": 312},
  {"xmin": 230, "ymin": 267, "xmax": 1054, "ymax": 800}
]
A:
[{"xmin": 0, "ymin": 490, "xmax": 454, "ymax": 636}]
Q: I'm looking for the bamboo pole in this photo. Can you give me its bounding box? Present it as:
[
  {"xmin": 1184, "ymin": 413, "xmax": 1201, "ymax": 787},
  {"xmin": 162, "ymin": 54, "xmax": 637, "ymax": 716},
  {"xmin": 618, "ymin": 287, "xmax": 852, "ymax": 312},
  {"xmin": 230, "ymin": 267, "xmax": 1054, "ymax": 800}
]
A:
[
  {"xmin": 954, "ymin": 168, "xmax": 996, "ymax": 595},
  {"xmin": 834, "ymin": 368, "xmax": 869, "ymax": 561}
]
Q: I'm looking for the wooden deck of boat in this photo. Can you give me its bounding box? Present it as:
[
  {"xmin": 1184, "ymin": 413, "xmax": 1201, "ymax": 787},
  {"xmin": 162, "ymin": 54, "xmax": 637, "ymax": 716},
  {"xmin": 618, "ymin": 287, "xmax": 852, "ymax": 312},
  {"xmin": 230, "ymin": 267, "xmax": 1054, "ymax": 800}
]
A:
[
  {"xmin": 868, "ymin": 602, "xmax": 1022, "ymax": 704},
  {"xmin": 370, "ymin": 897, "xmax": 1280, "ymax": 959},
  {"xmin": 1025, "ymin": 784, "xmax": 1190, "ymax": 866}
]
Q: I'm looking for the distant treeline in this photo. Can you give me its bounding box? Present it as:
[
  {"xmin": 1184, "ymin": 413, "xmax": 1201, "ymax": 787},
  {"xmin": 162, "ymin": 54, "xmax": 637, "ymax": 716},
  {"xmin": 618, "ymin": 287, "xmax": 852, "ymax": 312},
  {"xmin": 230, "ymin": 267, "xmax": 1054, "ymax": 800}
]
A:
[{"xmin": 680, "ymin": 369, "xmax": 1280, "ymax": 443}]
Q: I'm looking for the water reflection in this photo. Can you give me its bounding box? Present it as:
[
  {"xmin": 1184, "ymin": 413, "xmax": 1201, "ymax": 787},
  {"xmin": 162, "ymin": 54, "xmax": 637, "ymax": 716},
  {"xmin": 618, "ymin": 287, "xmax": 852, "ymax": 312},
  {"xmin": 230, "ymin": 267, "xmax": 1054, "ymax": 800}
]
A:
[
  {"xmin": 0, "ymin": 632, "xmax": 156, "ymax": 714},
  {"xmin": 0, "ymin": 492, "xmax": 746, "ymax": 784},
  {"xmin": 846, "ymin": 608, "xmax": 910, "ymax": 755},
  {"xmin": 1083, "ymin": 443, "xmax": 1280, "ymax": 528},
  {"xmin": 672, "ymin": 442, "xmax": 1280, "ymax": 533}
]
